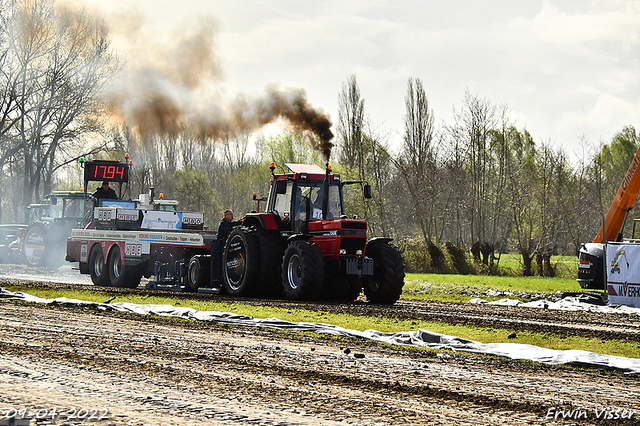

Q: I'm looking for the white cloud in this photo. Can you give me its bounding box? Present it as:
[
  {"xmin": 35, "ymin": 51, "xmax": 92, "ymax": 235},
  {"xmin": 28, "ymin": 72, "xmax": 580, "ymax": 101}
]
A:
[{"xmin": 87, "ymin": 0, "xmax": 640, "ymax": 156}]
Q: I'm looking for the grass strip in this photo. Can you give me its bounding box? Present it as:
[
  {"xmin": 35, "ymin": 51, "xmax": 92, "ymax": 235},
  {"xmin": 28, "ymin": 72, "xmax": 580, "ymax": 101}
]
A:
[
  {"xmin": 403, "ymin": 273, "xmax": 584, "ymax": 302},
  {"xmin": 6, "ymin": 285, "xmax": 640, "ymax": 360}
]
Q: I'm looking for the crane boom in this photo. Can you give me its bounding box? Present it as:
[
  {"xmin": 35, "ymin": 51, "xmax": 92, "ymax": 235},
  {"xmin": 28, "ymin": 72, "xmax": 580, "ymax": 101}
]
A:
[{"xmin": 594, "ymin": 144, "xmax": 640, "ymax": 243}]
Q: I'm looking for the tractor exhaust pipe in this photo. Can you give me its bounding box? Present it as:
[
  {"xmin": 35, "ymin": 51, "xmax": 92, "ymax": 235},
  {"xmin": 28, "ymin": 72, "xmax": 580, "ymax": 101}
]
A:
[{"xmin": 322, "ymin": 163, "xmax": 330, "ymax": 220}]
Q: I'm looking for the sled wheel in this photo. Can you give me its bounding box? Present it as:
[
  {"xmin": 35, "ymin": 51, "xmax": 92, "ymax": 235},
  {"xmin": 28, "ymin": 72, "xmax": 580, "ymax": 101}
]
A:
[
  {"xmin": 89, "ymin": 244, "xmax": 109, "ymax": 286},
  {"xmin": 107, "ymin": 245, "xmax": 138, "ymax": 288},
  {"xmin": 186, "ymin": 256, "xmax": 210, "ymax": 292}
]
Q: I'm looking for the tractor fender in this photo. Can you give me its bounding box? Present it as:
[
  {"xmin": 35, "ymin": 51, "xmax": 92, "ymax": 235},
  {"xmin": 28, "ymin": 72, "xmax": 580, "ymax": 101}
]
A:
[
  {"xmin": 367, "ymin": 237, "xmax": 393, "ymax": 245},
  {"xmin": 242, "ymin": 213, "xmax": 280, "ymax": 231},
  {"xmin": 285, "ymin": 234, "xmax": 311, "ymax": 245}
]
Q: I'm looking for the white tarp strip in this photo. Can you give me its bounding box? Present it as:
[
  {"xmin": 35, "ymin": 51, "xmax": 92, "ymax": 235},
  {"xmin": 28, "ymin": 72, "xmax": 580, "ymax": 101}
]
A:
[
  {"xmin": 469, "ymin": 296, "xmax": 640, "ymax": 315},
  {"xmin": 2, "ymin": 288, "xmax": 639, "ymax": 374}
]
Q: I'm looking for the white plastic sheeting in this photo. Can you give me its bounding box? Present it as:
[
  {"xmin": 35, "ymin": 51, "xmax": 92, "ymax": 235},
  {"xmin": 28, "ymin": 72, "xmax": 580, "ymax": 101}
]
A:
[
  {"xmin": 2, "ymin": 288, "xmax": 639, "ymax": 374},
  {"xmin": 469, "ymin": 295, "xmax": 640, "ymax": 315}
]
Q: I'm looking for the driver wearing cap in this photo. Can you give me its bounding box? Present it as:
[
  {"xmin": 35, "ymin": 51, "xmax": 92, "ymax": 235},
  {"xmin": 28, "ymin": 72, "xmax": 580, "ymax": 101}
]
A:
[{"xmin": 92, "ymin": 181, "xmax": 118, "ymax": 200}]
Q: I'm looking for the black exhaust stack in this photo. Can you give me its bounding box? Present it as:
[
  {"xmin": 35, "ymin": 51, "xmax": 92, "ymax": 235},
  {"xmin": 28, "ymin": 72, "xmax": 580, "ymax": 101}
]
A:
[{"xmin": 322, "ymin": 163, "xmax": 330, "ymax": 220}]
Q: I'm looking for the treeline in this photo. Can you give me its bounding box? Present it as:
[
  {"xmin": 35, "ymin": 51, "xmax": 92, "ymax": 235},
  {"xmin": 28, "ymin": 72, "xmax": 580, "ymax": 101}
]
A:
[
  {"xmin": 0, "ymin": 1, "xmax": 638, "ymax": 277},
  {"xmin": 330, "ymin": 76, "xmax": 640, "ymax": 277}
]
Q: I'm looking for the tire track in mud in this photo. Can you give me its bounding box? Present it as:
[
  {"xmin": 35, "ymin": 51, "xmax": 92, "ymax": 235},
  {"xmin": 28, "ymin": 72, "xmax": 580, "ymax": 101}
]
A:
[{"xmin": 0, "ymin": 302, "xmax": 639, "ymax": 425}]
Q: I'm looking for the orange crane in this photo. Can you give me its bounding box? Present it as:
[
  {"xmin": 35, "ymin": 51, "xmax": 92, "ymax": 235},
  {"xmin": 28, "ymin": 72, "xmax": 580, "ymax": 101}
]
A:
[
  {"xmin": 593, "ymin": 144, "xmax": 640, "ymax": 243},
  {"xmin": 578, "ymin": 144, "xmax": 640, "ymax": 290}
]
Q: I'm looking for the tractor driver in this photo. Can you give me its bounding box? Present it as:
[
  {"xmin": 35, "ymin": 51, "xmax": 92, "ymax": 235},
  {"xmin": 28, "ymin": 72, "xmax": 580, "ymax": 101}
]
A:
[
  {"xmin": 294, "ymin": 188, "xmax": 308, "ymax": 222},
  {"xmin": 92, "ymin": 181, "xmax": 118, "ymax": 201}
]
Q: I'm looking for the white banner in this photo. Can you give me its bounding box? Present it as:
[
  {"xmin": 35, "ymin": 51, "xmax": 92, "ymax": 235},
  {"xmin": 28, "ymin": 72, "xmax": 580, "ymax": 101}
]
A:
[
  {"xmin": 606, "ymin": 243, "xmax": 640, "ymax": 307},
  {"xmin": 141, "ymin": 211, "xmax": 181, "ymax": 230}
]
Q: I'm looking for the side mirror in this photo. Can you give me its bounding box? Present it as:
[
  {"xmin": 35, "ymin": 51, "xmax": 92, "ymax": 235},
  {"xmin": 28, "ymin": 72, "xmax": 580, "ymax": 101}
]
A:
[
  {"xmin": 276, "ymin": 181, "xmax": 287, "ymax": 194},
  {"xmin": 363, "ymin": 184, "xmax": 372, "ymax": 199},
  {"xmin": 50, "ymin": 196, "xmax": 57, "ymax": 205}
]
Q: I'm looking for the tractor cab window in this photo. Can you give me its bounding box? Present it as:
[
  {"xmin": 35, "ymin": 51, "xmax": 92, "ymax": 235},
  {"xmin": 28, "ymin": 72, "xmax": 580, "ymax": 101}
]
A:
[
  {"xmin": 327, "ymin": 184, "xmax": 342, "ymax": 218},
  {"xmin": 63, "ymin": 197, "xmax": 85, "ymax": 218},
  {"xmin": 47, "ymin": 197, "xmax": 64, "ymax": 219},
  {"xmin": 156, "ymin": 203, "xmax": 178, "ymax": 212},
  {"xmin": 273, "ymin": 181, "xmax": 293, "ymax": 221},
  {"xmin": 293, "ymin": 182, "xmax": 342, "ymax": 232},
  {"xmin": 27, "ymin": 205, "xmax": 47, "ymax": 224}
]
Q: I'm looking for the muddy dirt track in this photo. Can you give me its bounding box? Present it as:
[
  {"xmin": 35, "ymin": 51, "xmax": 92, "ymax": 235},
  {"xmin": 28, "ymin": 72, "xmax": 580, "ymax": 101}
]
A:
[{"xmin": 1, "ymin": 270, "xmax": 640, "ymax": 425}]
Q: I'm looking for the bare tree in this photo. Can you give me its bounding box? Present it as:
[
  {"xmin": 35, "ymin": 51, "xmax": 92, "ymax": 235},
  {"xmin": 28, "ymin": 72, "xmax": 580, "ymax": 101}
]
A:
[
  {"xmin": 450, "ymin": 89, "xmax": 507, "ymax": 265},
  {"xmin": 0, "ymin": 0, "xmax": 119, "ymax": 213},
  {"xmin": 533, "ymin": 142, "xmax": 568, "ymax": 276},
  {"xmin": 396, "ymin": 77, "xmax": 441, "ymax": 244},
  {"xmin": 337, "ymin": 75, "xmax": 365, "ymax": 176}
]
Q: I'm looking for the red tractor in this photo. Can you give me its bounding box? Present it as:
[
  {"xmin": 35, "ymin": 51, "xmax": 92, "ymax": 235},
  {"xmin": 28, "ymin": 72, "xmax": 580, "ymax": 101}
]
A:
[{"xmin": 215, "ymin": 163, "xmax": 405, "ymax": 303}]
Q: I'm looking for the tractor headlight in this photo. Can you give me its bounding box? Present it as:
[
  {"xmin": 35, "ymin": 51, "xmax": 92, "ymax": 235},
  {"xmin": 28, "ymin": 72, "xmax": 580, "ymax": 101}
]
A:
[
  {"xmin": 356, "ymin": 249, "xmax": 363, "ymax": 255},
  {"xmin": 339, "ymin": 248, "xmax": 346, "ymax": 255}
]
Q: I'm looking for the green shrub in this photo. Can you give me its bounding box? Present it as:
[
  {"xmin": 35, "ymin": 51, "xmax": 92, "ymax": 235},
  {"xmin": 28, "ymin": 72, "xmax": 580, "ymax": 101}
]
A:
[
  {"xmin": 398, "ymin": 240, "xmax": 579, "ymax": 278},
  {"xmin": 399, "ymin": 238, "xmax": 432, "ymax": 273}
]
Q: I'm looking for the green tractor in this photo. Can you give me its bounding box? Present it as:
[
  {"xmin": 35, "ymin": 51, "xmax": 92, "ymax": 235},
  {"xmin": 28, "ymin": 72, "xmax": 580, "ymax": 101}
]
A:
[{"xmin": 22, "ymin": 191, "xmax": 88, "ymax": 267}]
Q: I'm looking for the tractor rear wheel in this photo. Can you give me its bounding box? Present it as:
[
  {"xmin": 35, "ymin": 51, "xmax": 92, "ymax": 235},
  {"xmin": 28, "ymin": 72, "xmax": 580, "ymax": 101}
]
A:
[
  {"xmin": 281, "ymin": 240, "xmax": 324, "ymax": 301},
  {"xmin": 23, "ymin": 222, "xmax": 67, "ymax": 268},
  {"xmin": 89, "ymin": 244, "xmax": 109, "ymax": 287},
  {"xmin": 23, "ymin": 223, "xmax": 48, "ymax": 267},
  {"xmin": 223, "ymin": 227, "xmax": 260, "ymax": 296},
  {"xmin": 256, "ymin": 229, "xmax": 285, "ymax": 297},
  {"xmin": 363, "ymin": 243, "xmax": 405, "ymax": 304}
]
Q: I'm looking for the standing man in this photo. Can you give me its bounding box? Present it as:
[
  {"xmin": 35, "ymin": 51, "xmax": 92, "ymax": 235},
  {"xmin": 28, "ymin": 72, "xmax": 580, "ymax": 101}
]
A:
[
  {"xmin": 212, "ymin": 209, "xmax": 241, "ymax": 285},
  {"xmin": 92, "ymin": 181, "xmax": 118, "ymax": 201},
  {"xmin": 217, "ymin": 209, "xmax": 238, "ymax": 244}
]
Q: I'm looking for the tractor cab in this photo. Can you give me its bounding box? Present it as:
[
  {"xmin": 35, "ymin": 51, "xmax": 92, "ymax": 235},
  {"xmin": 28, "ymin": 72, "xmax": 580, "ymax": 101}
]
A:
[
  {"xmin": 41, "ymin": 191, "xmax": 86, "ymax": 222},
  {"xmin": 264, "ymin": 163, "xmax": 370, "ymax": 234}
]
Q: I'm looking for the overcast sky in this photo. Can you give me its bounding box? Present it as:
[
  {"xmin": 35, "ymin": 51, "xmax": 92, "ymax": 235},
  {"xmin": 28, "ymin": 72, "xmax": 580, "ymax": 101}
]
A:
[{"xmin": 88, "ymin": 0, "xmax": 640, "ymax": 161}]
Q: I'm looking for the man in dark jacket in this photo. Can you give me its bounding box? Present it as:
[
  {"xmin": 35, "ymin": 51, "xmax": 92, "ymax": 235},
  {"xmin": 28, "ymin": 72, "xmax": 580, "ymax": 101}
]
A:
[
  {"xmin": 217, "ymin": 209, "xmax": 238, "ymax": 243},
  {"xmin": 92, "ymin": 181, "xmax": 118, "ymax": 201},
  {"xmin": 212, "ymin": 209, "xmax": 241, "ymax": 285}
]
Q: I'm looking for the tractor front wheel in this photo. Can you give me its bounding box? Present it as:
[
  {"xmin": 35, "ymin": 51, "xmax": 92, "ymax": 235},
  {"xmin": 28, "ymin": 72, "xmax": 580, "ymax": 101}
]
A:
[
  {"xmin": 281, "ymin": 240, "xmax": 324, "ymax": 301},
  {"xmin": 364, "ymin": 243, "xmax": 405, "ymax": 304}
]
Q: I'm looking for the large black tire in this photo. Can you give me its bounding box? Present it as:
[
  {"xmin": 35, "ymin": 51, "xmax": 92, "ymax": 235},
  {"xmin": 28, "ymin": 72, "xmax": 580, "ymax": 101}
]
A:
[
  {"xmin": 223, "ymin": 227, "xmax": 261, "ymax": 296},
  {"xmin": 186, "ymin": 255, "xmax": 210, "ymax": 292},
  {"xmin": 23, "ymin": 223, "xmax": 48, "ymax": 267},
  {"xmin": 364, "ymin": 243, "xmax": 405, "ymax": 304},
  {"xmin": 107, "ymin": 245, "xmax": 139, "ymax": 289},
  {"xmin": 281, "ymin": 240, "xmax": 324, "ymax": 301},
  {"xmin": 256, "ymin": 229, "xmax": 285, "ymax": 297},
  {"xmin": 89, "ymin": 244, "xmax": 109, "ymax": 286},
  {"xmin": 23, "ymin": 222, "xmax": 67, "ymax": 268}
]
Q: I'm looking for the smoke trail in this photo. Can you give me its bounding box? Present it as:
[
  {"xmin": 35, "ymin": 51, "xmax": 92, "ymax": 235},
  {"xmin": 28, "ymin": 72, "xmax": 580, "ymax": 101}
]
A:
[{"xmin": 108, "ymin": 14, "xmax": 334, "ymax": 160}]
